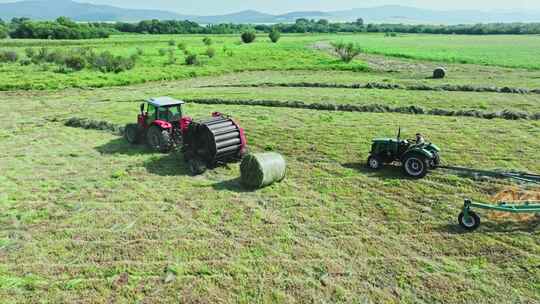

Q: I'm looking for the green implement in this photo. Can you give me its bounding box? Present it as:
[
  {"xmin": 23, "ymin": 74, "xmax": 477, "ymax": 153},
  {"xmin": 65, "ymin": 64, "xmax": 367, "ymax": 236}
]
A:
[{"xmin": 458, "ymin": 199, "xmax": 540, "ymax": 231}]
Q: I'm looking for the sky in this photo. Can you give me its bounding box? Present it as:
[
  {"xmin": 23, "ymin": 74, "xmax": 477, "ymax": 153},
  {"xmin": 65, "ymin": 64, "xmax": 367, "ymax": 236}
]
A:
[{"xmin": 2, "ymin": 0, "xmax": 539, "ymax": 15}]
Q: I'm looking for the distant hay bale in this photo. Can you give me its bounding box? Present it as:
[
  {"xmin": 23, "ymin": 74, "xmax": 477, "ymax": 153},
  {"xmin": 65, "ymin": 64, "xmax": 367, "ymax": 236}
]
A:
[{"xmin": 433, "ymin": 67, "xmax": 446, "ymax": 79}]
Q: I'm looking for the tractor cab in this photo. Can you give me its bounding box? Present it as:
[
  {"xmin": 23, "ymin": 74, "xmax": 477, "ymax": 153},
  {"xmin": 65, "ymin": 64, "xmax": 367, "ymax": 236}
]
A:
[{"xmin": 139, "ymin": 97, "xmax": 185, "ymax": 127}]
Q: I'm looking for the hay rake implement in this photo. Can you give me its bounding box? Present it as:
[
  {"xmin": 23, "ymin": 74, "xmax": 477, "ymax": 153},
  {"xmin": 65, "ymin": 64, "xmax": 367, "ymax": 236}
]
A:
[{"xmin": 453, "ymin": 171, "xmax": 540, "ymax": 231}]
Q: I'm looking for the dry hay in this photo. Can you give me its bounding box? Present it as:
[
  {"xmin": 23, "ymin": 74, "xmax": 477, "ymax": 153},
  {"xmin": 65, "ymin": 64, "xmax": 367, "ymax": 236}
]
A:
[{"xmin": 488, "ymin": 187, "xmax": 540, "ymax": 221}]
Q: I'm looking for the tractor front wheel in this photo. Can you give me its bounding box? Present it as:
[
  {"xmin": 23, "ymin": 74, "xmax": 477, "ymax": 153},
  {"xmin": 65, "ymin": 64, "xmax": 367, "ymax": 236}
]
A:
[
  {"xmin": 458, "ymin": 211, "xmax": 481, "ymax": 231},
  {"xmin": 430, "ymin": 152, "xmax": 441, "ymax": 169},
  {"xmin": 146, "ymin": 126, "xmax": 172, "ymax": 153},
  {"xmin": 402, "ymin": 154, "xmax": 429, "ymax": 178},
  {"xmin": 125, "ymin": 124, "xmax": 141, "ymax": 144},
  {"xmin": 367, "ymin": 155, "xmax": 382, "ymax": 170}
]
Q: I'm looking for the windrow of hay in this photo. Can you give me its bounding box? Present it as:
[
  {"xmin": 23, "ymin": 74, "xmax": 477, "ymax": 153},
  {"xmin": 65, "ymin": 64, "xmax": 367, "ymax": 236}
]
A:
[
  {"xmin": 204, "ymin": 82, "xmax": 538, "ymax": 95},
  {"xmin": 65, "ymin": 117, "xmax": 124, "ymax": 135},
  {"xmin": 186, "ymin": 98, "xmax": 539, "ymax": 121},
  {"xmin": 488, "ymin": 187, "xmax": 540, "ymax": 221}
]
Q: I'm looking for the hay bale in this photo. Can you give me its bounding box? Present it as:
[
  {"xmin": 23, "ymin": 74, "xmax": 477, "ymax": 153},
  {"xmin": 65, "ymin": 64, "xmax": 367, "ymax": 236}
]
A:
[
  {"xmin": 433, "ymin": 67, "xmax": 446, "ymax": 79},
  {"xmin": 240, "ymin": 153, "xmax": 286, "ymax": 189}
]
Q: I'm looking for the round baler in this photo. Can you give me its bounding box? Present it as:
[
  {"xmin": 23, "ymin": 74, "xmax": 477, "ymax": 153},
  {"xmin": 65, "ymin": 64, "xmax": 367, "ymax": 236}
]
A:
[{"xmin": 183, "ymin": 114, "xmax": 247, "ymax": 173}]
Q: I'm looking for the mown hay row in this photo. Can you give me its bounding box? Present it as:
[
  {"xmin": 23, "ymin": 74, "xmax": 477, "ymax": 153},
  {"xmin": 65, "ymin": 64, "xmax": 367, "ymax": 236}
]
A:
[
  {"xmin": 65, "ymin": 117, "xmax": 125, "ymax": 135},
  {"xmin": 185, "ymin": 98, "xmax": 539, "ymax": 121},
  {"xmin": 203, "ymin": 82, "xmax": 538, "ymax": 95}
]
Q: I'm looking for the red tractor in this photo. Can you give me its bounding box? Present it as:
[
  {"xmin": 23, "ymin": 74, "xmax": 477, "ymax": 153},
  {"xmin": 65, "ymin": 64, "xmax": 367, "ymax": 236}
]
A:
[{"xmin": 125, "ymin": 97, "xmax": 248, "ymax": 174}]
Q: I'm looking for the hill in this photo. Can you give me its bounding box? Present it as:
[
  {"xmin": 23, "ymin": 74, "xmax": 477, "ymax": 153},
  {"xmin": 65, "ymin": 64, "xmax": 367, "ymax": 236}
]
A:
[{"xmin": 0, "ymin": 0, "xmax": 539, "ymax": 24}]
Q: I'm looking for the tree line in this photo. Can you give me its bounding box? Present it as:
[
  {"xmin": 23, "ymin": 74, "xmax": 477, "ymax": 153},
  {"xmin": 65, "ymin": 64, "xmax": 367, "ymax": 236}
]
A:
[{"xmin": 1, "ymin": 17, "xmax": 540, "ymax": 40}]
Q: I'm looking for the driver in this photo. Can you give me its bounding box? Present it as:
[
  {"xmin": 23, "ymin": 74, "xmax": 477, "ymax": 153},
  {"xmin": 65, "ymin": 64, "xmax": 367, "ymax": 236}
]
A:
[{"xmin": 415, "ymin": 133, "xmax": 426, "ymax": 145}]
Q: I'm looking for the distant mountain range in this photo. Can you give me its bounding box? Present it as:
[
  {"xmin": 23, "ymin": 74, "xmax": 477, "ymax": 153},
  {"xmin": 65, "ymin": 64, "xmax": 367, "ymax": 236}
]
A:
[{"xmin": 1, "ymin": 0, "xmax": 539, "ymax": 24}]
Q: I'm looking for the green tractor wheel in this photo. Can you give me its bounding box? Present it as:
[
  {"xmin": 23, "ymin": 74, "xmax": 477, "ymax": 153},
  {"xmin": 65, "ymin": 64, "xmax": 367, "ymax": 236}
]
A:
[
  {"xmin": 458, "ymin": 211, "xmax": 481, "ymax": 231},
  {"xmin": 125, "ymin": 124, "xmax": 141, "ymax": 144},
  {"xmin": 146, "ymin": 126, "xmax": 172, "ymax": 153},
  {"xmin": 402, "ymin": 153, "xmax": 429, "ymax": 178}
]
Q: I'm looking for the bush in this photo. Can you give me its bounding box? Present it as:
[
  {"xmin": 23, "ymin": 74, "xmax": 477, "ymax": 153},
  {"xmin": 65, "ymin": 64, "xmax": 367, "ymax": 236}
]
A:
[
  {"xmin": 241, "ymin": 32, "xmax": 256, "ymax": 44},
  {"xmin": 158, "ymin": 48, "xmax": 167, "ymax": 56},
  {"xmin": 167, "ymin": 48, "xmax": 176, "ymax": 64},
  {"xmin": 46, "ymin": 50, "xmax": 66, "ymax": 64},
  {"xmin": 433, "ymin": 67, "xmax": 446, "ymax": 79},
  {"xmin": 25, "ymin": 48, "xmax": 35, "ymax": 58},
  {"xmin": 136, "ymin": 47, "xmax": 144, "ymax": 56},
  {"xmin": 205, "ymin": 47, "xmax": 216, "ymax": 58},
  {"xmin": 177, "ymin": 42, "xmax": 187, "ymax": 51},
  {"xmin": 0, "ymin": 51, "xmax": 19, "ymax": 62},
  {"xmin": 20, "ymin": 59, "xmax": 32, "ymax": 66},
  {"xmin": 0, "ymin": 25, "xmax": 7, "ymax": 39},
  {"xmin": 168, "ymin": 40, "xmax": 176, "ymax": 46},
  {"xmin": 185, "ymin": 53, "xmax": 198, "ymax": 65},
  {"xmin": 269, "ymin": 30, "xmax": 281, "ymax": 43},
  {"xmin": 331, "ymin": 42, "xmax": 362, "ymax": 63},
  {"xmin": 64, "ymin": 54, "xmax": 86, "ymax": 71},
  {"xmin": 89, "ymin": 51, "xmax": 136, "ymax": 73},
  {"xmin": 202, "ymin": 37, "xmax": 213, "ymax": 46}
]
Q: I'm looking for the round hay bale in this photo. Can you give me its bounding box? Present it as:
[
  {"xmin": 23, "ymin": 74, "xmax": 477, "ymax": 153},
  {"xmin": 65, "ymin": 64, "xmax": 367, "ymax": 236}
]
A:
[
  {"xmin": 433, "ymin": 67, "xmax": 446, "ymax": 79},
  {"xmin": 240, "ymin": 153, "xmax": 286, "ymax": 189}
]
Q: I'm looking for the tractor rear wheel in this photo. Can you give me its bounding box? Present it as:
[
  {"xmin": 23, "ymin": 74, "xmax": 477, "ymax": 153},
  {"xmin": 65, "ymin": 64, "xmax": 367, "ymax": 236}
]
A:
[
  {"xmin": 146, "ymin": 126, "xmax": 172, "ymax": 153},
  {"xmin": 402, "ymin": 153, "xmax": 429, "ymax": 178},
  {"xmin": 458, "ymin": 211, "xmax": 480, "ymax": 231},
  {"xmin": 367, "ymin": 155, "xmax": 382, "ymax": 170},
  {"xmin": 125, "ymin": 124, "xmax": 141, "ymax": 144}
]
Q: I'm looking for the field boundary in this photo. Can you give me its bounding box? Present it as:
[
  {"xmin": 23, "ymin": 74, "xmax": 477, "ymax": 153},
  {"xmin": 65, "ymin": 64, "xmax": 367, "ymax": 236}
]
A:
[{"xmin": 202, "ymin": 82, "xmax": 540, "ymax": 95}]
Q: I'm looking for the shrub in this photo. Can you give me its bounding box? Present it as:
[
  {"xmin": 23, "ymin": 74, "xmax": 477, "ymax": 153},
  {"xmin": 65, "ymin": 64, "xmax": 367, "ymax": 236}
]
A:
[
  {"xmin": 0, "ymin": 51, "xmax": 19, "ymax": 62},
  {"xmin": 89, "ymin": 51, "xmax": 136, "ymax": 73},
  {"xmin": 331, "ymin": 42, "xmax": 362, "ymax": 63},
  {"xmin": 168, "ymin": 40, "xmax": 176, "ymax": 46},
  {"xmin": 0, "ymin": 25, "xmax": 7, "ymax": 39},
  {"xmin": 241, "ymin": 32, "xmax": 256, "ymax": 44},
  {"xmin": 167, "ymin": 48, "xmax": 176, "ymax": 64},
  {"xmin": 46, "ymin": 50, "xmax": 66, "ymax": 64},
  {"xmin": 205, "ymin": 47, "xmax": 216, "ymax": 58},
  {"xmin": 177, "ymin": 42, "xmax": 187, "ymax": 51},
  {"xmin": 202, "ymin": 37, "xmax": 213, "ymax": 46},
  {"xmin": 269, "ymin": 30, "xmax": 281, "ymax": 43},
  {"xmin": 25, "ymin": 48, "xmax": 35, "ymax": 58},
  {"xmin": 185, "ymin": 53, "xmax": 198, "ymax": 65},
  {"xmin": 158, "ymin": 48, "xmax": 167, "ymax": 56},
  {"xmin": 433, "ymin": 67, "xmax": 446, "ymax": 79},
  {"xmin": 64, "ymin": 54, "xmax": 86, "ymax": 71},
  {"xmin": 136, "ymin": 47, "xmax": 144, "ymax": 56},
  {"xmin": 20, "ymin": 59, "xmax": 32, "ymax": 66}
]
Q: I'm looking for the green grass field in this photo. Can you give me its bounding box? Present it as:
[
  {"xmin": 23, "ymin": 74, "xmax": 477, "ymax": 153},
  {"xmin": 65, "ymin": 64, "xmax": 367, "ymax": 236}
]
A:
[
  {"xmin": 1, "ymin": 33, "xmax": 540, "ymax": 90},
  {"xmin": 1, "ymin": 33, "xmax": 540, "ymax": 303}
]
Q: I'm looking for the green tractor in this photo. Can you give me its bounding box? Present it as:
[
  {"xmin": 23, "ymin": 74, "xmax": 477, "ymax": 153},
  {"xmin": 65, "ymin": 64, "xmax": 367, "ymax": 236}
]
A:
[{"xmin": 367, "ymin": 129, "xmax": 441, "ymax": 178}]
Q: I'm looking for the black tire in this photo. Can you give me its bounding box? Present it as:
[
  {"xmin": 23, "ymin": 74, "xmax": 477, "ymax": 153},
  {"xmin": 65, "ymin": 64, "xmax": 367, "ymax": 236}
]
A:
[
  {"xmin": 367, "ymin": 155, "xmax": 383, "ymax": 170},
  {"xmin": 146, "ymin": 126, "xmax": 172, "ymax": 153},
  {"xmin": 402, "ymin": 153, "xmax": 429, "ymax": 178},
  {"xmin": 188, "ymin": 158, "xmax": 207, "ymax": 175},
  {"xmin": 124, "ymin": 124, "xmax": 141, "ymax": 144},
  {"xmin": 458, "ymin": 211, "xmax": 481, "ymax": 231}
]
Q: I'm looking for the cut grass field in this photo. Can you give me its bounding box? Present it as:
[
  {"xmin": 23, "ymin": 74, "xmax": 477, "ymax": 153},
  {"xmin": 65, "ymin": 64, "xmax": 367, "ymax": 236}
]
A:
[
  {"xmin": 1, "ymin": 33, "xmax": 540, "ymax": 303},
  {"xmin": 1, "ymin": 68, "xmax": 540, "ymax": 302}
]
